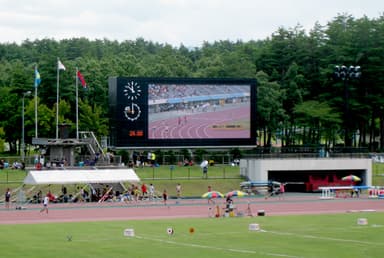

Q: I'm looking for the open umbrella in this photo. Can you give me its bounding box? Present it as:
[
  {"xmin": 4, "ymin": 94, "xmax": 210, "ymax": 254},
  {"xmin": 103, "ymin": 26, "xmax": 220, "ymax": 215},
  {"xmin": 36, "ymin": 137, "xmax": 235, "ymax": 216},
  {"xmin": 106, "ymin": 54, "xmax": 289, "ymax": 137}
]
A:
[
  {"xmin": 202, "ymin": 191, "xmax": 224, "ymax": 199},
  {"xmin": 342, "ymin": 175, "xmax": 361, "ymax": 182},
  {"xmin": 225, "ymin": 190, "xmax": 247, "ymax": 198}
]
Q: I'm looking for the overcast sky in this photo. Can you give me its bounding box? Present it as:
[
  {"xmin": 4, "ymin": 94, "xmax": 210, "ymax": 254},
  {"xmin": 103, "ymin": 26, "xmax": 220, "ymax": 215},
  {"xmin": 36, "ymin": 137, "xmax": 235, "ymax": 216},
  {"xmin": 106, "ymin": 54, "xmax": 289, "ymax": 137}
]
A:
[{"xmin": 0, "ymin": 0, "xmax": 382, "ymax": 47}]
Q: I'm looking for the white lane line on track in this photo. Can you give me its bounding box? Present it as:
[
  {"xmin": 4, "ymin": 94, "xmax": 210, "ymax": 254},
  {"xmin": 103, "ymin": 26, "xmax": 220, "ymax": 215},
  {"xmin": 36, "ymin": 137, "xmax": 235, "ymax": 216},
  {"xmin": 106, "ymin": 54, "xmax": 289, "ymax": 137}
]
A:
[
  {"xmin": 264, "ymin": 230, "xmax": 384, "ymax": 246},
  {"xmin": 135, "ymin": 235, "xmax": 301, "ymax": 258}
]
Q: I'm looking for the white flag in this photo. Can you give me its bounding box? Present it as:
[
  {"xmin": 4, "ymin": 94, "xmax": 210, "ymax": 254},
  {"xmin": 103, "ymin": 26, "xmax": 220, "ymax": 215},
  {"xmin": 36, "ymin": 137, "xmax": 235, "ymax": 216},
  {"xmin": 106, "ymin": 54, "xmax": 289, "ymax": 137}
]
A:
[{"xmin": 58, "ymin": 60, "xmax": 66, "ymax": 70}]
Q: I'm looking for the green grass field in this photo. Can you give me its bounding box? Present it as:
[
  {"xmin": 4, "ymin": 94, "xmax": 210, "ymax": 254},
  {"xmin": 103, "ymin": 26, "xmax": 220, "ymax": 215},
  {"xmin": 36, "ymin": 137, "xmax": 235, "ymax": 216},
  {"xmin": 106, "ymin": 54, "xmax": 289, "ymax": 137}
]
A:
[{"xmin": 1, "ymin": 212, "xmax": 383, "ymax": 258}]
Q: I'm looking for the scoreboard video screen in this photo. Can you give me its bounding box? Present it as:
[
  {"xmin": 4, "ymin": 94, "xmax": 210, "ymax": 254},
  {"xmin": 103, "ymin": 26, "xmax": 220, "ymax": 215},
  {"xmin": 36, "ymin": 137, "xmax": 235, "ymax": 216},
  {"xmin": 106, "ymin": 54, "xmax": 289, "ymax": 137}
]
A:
[{"xmin": 109, "ymin": 77, "xmax": 257, "ymax": 148}]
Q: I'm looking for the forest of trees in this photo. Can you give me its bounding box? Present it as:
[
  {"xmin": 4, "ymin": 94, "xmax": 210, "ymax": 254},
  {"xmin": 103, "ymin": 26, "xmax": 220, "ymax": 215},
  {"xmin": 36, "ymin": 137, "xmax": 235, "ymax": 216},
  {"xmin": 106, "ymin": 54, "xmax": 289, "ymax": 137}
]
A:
[{"xmin": 1, "ymin": 13, "xmax": 384, "ymax": 154}]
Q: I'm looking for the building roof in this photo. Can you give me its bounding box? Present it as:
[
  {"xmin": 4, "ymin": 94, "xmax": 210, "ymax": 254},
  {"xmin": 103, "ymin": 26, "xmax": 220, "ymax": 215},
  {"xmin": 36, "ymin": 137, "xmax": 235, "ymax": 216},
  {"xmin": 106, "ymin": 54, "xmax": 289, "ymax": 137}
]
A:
[{"xmin": 23, "ymin": 168, "xmax": 140, "ymax": 185}]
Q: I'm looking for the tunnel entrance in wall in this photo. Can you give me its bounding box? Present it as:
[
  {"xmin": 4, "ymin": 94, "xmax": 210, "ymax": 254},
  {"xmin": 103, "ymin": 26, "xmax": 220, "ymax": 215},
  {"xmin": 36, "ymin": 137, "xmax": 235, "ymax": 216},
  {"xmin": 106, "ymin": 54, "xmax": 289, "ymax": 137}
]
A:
[{"xmin": 268, "ymin": 169, "xmax": 366, "ymax": 192}]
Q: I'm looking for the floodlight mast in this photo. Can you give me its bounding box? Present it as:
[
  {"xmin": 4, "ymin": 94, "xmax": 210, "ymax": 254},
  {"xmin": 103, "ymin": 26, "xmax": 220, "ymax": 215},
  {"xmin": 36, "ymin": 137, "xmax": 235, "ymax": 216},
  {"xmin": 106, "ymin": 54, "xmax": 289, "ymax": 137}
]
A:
[{"xmin": 333, "ymin": 65, "xmax": 361, "ymax": 147}]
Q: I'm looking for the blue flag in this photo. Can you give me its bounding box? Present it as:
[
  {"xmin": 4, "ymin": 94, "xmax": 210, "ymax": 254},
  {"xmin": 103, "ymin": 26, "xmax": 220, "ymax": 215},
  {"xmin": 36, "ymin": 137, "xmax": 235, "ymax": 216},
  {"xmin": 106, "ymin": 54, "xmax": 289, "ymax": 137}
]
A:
[{"xmin": 34, "ymin": 67, "xmax": 41, "ymax": 87}]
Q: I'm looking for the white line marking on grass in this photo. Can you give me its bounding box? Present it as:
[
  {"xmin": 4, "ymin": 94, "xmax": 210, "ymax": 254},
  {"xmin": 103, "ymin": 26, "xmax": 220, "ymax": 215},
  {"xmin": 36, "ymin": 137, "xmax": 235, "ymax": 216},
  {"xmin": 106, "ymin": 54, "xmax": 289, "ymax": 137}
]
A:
[
  {"xmin": 195, "ymin": 231, "xmax": 245, "ymax": 236},
  {"xmin": 264, "ymin": 230, "xmax": 384, "ymax": 246},
  {"xmin": 135, "ymin": 235, "xmax": 301, "ymax": 258},
  {"xmin": 74, "ymin": 237, "xmax": 119, "ymax": 242}
]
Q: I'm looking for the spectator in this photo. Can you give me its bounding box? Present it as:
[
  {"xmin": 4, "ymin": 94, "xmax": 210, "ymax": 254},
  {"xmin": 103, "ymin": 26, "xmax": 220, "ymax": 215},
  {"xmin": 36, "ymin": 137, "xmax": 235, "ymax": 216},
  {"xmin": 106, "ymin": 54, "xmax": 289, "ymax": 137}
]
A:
[
  {"xmin": 122, "ymin": 190, "xmax": 132, "ymax": 203},
  {"xmin": 203, "ymin": 166, "xmax": 208, "ymax": 179},
  {"xmin": 147, "ymin": 152, "xmax": 152, "ymax": 166},
  {"xmin": 134, "ymin": 186, "xmax": 140, "ymax": 202},
  {"xmin": 151, "ymin": 152, "xmax": 156, "ymax": 166},
  {"xmin": 33, "ymin": 190, "xmax": 42, "ymax": 203},
  {"xmin": 149, "ymin": 183, "xmax": 155, "ymax": 201},
  {"xmin": 80, "ymin": 187, "xmax": 85, "ymax": 202},
  {"xmin": 12, "ymin": 161, "xmax": 23, "ymax": 169},
  {"xmin": 162, "ymin": 189, "xmax": 168, "ymax": 205},
  {"xmin": 46, "ymin": 190, "xmax": 56, "ymax": 202},
  {"xmin": 279, "ymin": 183, "xmax": 285, "ymax": 200},
  {"xmin": 139, "ymin": 152, "xmax": 145, "ymax": 168},
  {"xmin": 91, "ymin": 188, "xmax": 98, "ymax": 202},
  {"xmin": 94, "ymin": 153, "xmax": 100, "ymax": 163},
  {"xmin": 176, "ymin": 183, "xmax": 182, "ymax": 199},
  {"xmin": 61, "ymin": 185, "xmax": 68, "ymax": 203},
  {"xmin": 107, "ymin": 151, "xmax": 114, "ymax": 164},
  {"xmin": 141, "ymin": 183, "xmax": 148, "ymax": 199},
  {"xmin": 132, "ymin": 152, "xmax": 138, "ymax": 167},
  {"xmin": 5, "ymin": 188, "xmax": 11, "ymax": 209}
]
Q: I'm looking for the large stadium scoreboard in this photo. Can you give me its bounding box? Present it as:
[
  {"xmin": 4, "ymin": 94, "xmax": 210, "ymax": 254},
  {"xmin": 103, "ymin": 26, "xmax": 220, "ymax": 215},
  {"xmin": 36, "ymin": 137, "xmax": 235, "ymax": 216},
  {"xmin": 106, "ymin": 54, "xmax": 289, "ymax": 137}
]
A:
[{"xmin": 109, "ymin": 77, "xmax": 257, "ymax": 148}]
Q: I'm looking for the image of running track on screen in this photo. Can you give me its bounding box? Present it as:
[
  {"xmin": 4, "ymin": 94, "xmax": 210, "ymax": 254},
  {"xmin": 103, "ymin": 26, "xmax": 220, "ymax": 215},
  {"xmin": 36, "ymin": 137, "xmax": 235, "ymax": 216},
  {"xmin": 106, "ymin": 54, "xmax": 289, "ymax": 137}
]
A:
[{"xmin": 148, "ymin": 83, "xmax": 251, "ymax": 139}]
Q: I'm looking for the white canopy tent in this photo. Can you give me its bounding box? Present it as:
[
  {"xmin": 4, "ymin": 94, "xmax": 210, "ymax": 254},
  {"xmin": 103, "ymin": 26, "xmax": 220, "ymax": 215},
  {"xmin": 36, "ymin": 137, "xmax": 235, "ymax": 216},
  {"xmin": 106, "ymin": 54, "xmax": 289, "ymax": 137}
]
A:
[{"xmin": 23, "ymin": 169, "xmax": 140, "ymax": 185}]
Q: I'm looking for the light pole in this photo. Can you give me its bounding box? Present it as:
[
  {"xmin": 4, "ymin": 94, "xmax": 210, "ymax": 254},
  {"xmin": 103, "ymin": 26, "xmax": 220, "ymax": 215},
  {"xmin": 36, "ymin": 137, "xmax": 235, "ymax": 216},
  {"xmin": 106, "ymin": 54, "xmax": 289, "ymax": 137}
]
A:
[
  {"xmin": 21, "ymin": 91, "xmax": 32, "ymax": 161},
  {"xmin": 333, "ymin": 65, "xmax": 361, "ymax": 147}
]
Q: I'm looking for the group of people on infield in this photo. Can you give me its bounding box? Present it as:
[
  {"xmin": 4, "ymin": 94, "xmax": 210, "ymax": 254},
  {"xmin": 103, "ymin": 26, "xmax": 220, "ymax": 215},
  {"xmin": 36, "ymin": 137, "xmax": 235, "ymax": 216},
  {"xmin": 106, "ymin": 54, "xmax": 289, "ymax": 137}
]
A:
[{"xmin": 4, "ymin": 182, "xmax": 184, "ymax": 211}]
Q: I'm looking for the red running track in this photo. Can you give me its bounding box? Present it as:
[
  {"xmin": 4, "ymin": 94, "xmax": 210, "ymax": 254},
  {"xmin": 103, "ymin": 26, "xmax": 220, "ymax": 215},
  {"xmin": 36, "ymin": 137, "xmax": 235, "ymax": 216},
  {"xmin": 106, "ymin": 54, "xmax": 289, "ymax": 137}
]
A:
[{"xmin": 0, "ymin": 195, "xmax": 383, "ymax": 224}]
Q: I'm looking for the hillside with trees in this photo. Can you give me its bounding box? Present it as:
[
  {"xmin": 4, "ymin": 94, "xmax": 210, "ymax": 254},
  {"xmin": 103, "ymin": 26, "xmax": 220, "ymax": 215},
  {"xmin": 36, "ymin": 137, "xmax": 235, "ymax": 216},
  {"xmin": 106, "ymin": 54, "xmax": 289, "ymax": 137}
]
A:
[{"xmin": 1, "ymin": 13, "xmax": 384, "ymax": 154}]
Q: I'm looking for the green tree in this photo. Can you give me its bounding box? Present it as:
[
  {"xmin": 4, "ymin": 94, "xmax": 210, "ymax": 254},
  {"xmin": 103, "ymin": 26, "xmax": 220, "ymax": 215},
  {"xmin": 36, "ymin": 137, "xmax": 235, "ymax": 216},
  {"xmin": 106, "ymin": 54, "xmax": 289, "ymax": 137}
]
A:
[
  {"xmin": 293, "ymin": 100, "xmax": 342, "ymax": 147},
  {"xmin": 78, "ymin": 99, "xmax": 108, "ymax": 138},
  {"xmin": 256, "ymin": 71, "xmax": 286, "ymax": 146}
]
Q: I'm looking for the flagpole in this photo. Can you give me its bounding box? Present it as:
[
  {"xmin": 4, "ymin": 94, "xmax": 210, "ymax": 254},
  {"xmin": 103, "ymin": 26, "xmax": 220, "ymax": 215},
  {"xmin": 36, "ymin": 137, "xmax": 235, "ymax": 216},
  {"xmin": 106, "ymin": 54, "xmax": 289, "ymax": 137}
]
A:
[
  {"xmin": 56, "ymin": 58, "xmax": 60, "ymax": 139},
  {"xmin": 76, "ymin": 67, "xmax": 79, "ymax": 140},
  {"xmin": 34, "ymin": 65, "xmax": 38, "ymax": 138},
  {"xmin": 35, "ymin": 82, "xmax": 38, "ymax": 138}
]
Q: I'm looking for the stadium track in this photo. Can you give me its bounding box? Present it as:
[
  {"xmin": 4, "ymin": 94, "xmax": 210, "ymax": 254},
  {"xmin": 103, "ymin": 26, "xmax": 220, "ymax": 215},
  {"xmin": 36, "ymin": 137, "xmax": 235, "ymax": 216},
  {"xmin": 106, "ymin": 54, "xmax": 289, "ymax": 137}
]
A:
[{"xmin": 0, "ymin": 194, "xmax": 383, "ymax": 224}]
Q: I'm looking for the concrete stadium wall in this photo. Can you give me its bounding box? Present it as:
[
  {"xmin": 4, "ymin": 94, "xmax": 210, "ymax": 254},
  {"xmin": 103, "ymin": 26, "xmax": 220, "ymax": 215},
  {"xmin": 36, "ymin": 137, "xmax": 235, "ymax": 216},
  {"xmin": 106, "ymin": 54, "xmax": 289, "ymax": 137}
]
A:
[{"xmin": 239, "ymin": 158, "xmax": 372, "ymax": 186}]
